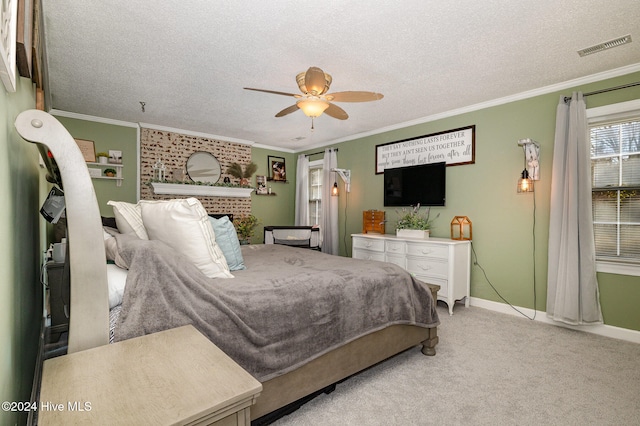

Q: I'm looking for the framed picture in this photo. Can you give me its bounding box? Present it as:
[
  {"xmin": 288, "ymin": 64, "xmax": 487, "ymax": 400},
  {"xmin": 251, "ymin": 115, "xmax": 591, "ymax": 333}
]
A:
[
  {"xmin": 256, "ymin": 175, "xmax": 267, "ymax": 194},
  {"xmin": 268, "ymin": 156, "xmax": 286, "ymax": 181},
  {"xmin": 375, "ymin": 125, "xmax": 475, "ymax": 174},
  {"xmin": 16, "ymin": 0, "xmax": 33, "ymax": 78},
  {"xmin": 0, "ymin": 0, "xmax": 18, "ymax": 92},
  {"xmin": 109, "ymin": 150, "xmax": 122, "ymax": 164},
  {"xmin": 74, "ymin": 139, "xmax": 96, "ymax": 162}
]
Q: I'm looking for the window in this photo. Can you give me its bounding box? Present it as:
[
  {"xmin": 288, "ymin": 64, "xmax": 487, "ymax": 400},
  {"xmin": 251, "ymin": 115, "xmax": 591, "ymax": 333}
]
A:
[
  {"xmin": 309, "ymin": 161, "xmax": 323, "ymax": 226},
  {"xmin": 588, "ymin": 99, "xmax": 640, "ymax": 276}
]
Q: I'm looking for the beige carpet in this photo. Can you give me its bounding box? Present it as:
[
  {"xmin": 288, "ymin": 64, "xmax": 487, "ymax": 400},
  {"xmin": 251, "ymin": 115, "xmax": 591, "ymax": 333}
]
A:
[{"xmin": 273, "ymin": 303, "xmax": 640, "ymax": 425}]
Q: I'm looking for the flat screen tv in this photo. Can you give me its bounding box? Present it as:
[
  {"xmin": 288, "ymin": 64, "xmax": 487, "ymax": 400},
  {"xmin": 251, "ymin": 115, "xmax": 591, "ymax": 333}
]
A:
[{"xmin": 383, "ymin": 162, "xmax": 446, "ymax": 206}]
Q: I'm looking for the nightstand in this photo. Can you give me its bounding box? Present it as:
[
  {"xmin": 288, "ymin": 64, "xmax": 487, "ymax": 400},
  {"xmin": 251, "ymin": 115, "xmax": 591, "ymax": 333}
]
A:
[{"xmin": 38, "ymin": 325, "xmax": 262, "ymax": 425}]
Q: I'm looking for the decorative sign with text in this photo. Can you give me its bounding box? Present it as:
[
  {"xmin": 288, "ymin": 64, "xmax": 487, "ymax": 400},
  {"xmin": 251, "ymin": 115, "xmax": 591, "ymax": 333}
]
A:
[{"xmin": 375, "ymin": 125, "xmax": 475, "ymax": 174}]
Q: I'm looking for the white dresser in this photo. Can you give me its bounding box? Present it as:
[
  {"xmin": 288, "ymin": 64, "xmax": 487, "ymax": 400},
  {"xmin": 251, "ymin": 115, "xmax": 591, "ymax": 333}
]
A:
[{"xmin": 352, "ymin": 233, "xmax": 471, "ymax": 315}]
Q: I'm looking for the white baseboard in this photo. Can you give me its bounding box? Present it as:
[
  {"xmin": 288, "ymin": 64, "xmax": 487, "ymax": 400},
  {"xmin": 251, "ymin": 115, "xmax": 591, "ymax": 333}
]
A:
[{"xmin": 468, "ymin": 297, "xmax": 640, "ymax": 344}]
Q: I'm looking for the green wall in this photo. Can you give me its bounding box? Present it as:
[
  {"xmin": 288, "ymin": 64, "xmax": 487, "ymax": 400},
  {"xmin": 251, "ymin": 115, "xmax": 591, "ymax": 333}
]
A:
[
  {"xmin": 0, "ymin": 77, "xmax": 42, "ymax": 426},
  {"xmin": 249, "ymin": 147, "xmax": 296, "ymax": 243},
  {"xmin": 54, "ymin": 116, "xmax": 138, "ymax": 216},
  {"xmin": 301, "ymin": 71, "xmax": 640, "ymax": 332}
]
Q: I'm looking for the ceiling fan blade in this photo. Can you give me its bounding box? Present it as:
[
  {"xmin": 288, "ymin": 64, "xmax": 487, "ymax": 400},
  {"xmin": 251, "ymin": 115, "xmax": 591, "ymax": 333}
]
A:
[
  {"xmin": 275, "ymin": 104, "xmax": 300, "ymax": 117},
  {"xmin": 305, "ymin": 67, "xmax": 330, "ymax": 95},
  {"xmin": 244, "ymin": 87, "xmax": 299, "ymax": 97},
  {"xmin": 324, "ymin": 103, "xmax": 348, "ymax": 120},
  {"xmin": 327, "ymin": 91, "xmax": 384, "ymax": 102}
]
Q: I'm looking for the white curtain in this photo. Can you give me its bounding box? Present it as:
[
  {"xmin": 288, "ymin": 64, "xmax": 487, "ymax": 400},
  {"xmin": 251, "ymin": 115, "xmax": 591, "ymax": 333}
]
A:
[
  {"xmin": 321, "ymin": 148, "xmax": 339, "ymax": 255},
  {"xmin": 546, "ymin": 92, "xmax": 603, "ymax": 325},
  {"xmin": 295, "ymin": 154, "xmax": 310, "ymax": 226}
]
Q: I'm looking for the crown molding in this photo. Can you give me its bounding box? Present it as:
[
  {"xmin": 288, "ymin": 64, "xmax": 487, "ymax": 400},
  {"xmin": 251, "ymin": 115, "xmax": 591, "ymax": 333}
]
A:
[
  {"xmin": 50, "ymin": 109, "xmax": 139, "ymax": 128},
  {"xmin": 138, "ymin": 122, "xmax": 255, "ymax": 146},
  {"xmin": 252, "ymin": 142, "xmax": 295, "ymax": 153}
]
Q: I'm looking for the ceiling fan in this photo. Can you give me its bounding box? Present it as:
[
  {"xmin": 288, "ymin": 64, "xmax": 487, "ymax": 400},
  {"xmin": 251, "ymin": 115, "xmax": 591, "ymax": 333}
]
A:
[{"xmin": 244, "ymin": 66, "xmax": 384, "ymax": 124}]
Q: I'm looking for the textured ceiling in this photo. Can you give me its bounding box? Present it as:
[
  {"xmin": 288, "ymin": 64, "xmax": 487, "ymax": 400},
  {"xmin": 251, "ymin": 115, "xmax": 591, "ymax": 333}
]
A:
[{"xmin": 42, "ymin": 0, "xmax": 640, "ymax": 151}]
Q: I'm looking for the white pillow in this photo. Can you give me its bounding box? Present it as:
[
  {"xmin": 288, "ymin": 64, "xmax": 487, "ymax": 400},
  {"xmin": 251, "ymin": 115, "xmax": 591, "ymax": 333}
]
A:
[
  {"xmin": 107, "ymin": 201, "xmax": 149, "ymax": 240},
  {"xmin": 107, "ymin": 263, "xmax": 128, "ymax": 308},
  {"xmin": 103, "ymin": 229, "xmax": 118, "ymax": 262},
  {"xmin": 139, "ymin": 198, "xmax": 233, "ymax": 279}
]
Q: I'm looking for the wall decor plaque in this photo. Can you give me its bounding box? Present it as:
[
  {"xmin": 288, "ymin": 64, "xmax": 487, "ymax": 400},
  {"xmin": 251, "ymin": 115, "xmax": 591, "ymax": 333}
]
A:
[{"xmin": 375, "ymin": 125, "xmax": 475, "ymax": 174}]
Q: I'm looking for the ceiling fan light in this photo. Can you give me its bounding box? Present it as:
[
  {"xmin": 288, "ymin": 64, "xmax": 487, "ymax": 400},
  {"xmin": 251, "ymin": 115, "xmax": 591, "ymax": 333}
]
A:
[{"xmin": 297, "ymin": 99, "xmax": 330, "ymax": 118}]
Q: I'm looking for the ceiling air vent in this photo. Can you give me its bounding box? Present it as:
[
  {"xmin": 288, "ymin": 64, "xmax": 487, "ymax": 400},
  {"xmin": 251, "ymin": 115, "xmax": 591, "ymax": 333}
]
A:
[{"xmin": 578, "ymin": 34, "xmax": 632, "ymax": 57}]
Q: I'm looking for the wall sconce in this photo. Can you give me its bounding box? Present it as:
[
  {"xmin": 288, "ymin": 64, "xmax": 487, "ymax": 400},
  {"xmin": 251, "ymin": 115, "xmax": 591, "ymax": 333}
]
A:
[
  {"xmin": 517, "ymin": 170, "xmax": 534, "ymax": 193},
  {"xmin": 450, "ymin": 216, "xmax": 472, "ymax": 240},
  {"xmin": 517, "ymin": 138, "xmax": 539, "ymax": 194},
  {"xmin": 331, "ymin": 182, "xmax": 339, "ymax": 196},
  {"xmin": 331, "ymin": 168, "xmax": 351, "ymax": 196}
]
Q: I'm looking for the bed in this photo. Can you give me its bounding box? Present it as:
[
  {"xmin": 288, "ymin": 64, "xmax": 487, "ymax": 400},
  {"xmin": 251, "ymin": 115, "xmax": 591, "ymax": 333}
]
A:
[{"xmin": 16, "ymin": 110, "xmax": 439, "ymax": 422}]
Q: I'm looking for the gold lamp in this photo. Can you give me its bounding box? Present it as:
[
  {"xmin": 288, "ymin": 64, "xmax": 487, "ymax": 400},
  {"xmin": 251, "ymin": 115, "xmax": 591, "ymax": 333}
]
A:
[
  {"xmin": 331, "ymin": 182, "xmax": 339, "ymax": 196},
  {"xmin": 517, "ymin": 169, "xmax": 534, "ymax": 193}
]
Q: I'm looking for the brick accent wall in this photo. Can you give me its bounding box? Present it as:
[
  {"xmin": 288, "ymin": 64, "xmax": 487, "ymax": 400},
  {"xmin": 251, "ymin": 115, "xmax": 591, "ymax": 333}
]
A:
[{"xmin": 140, "ymin": 128, "xmax": 252, "ymax": 216}]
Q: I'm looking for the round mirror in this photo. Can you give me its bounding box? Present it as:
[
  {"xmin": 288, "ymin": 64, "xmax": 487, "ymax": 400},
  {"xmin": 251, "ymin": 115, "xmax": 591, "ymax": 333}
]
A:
[{"xmin": 186, "ymin": 152, "xmax": 222, "ymax": 184}]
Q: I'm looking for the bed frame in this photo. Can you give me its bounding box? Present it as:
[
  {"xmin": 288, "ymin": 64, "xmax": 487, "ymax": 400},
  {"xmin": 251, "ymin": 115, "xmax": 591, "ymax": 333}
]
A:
[{"xmin": 16, "ymin": 110, "xmax": 438, "ymax": 421}]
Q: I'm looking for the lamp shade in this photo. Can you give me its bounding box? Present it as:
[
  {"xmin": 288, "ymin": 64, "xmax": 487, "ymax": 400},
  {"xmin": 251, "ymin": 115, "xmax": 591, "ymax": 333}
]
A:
[
  {"xmin": 297, "ymin": 98, "xmax": 330, "ymax": 118},
  {"xmin": 517, "ymin": 169, "xmax": 534, "ymax": 193},
  {"xmin": 331, "ymin": 181, "xmax": 339, "ymax": 196}
]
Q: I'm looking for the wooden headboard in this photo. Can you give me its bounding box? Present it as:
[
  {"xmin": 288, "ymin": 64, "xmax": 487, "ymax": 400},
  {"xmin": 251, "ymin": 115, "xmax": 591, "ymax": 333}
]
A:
[{"xmin": 16, "ymin": 110, "xmax": 109, "ymax": 353}]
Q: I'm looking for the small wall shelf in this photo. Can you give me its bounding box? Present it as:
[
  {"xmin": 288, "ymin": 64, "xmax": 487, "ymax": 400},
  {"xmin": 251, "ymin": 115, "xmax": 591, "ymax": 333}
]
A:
[
  {"xmin": 150, "ymin": 182, "xmax": 254, "ymax": 198},
  {"xmin": 87, "ymin": 162, "xmax": 123, "ymax": 187}
]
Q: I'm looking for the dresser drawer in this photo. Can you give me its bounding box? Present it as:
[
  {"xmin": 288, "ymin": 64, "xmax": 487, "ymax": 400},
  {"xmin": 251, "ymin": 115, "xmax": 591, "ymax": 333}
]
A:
[
  {"xmin": 385, "ymin": 240, "xmax": 406, "ymax": 255},
  {"xmin": 385, "ymin": 253, "xmax": 405, "ymax": 268},
  {"xmin": 406, "ymin": 257, "xmax": 448, "ymax": 279},
  {"xmin": 406, "ymin": 242, "xmax": 448, "ymax": 260},
  {"xmin": 353, "ymin": 249, "xmax": 386, "ymax": 262},
  {"xmin": 413, "ymin": 274, "xmax": 448, "ymax": 297},
  {"xmin": 353, "ymin": 237, "xmax": 385, "ymax": 252}
]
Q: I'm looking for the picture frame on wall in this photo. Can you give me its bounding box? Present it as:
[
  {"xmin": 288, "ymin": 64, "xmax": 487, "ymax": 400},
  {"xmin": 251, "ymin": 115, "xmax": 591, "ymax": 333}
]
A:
[
  {"xmin": 0, "ymin": 0, "xmax": 18, "ymax": 92},
  {"xmin": 268, "ymin": 156, "xmax": 286, "ymax": 181},
  {"xmin": 16, "ymin": 0, "xmax": 34, "ymax": 78},
  {"xmin": 375, "ymin": 125, "xmax": 475, "ymax": 174},
  {"xmin": 109, "ymin": 150, "xmax": 122, "ymax": 164},
  {"xmin": 74, "ymin": 139, "xmax": 97, "ymax": 162},
  {"xmin": 256, "ymin": 175, "xmax": 267, "ymax": 194}
]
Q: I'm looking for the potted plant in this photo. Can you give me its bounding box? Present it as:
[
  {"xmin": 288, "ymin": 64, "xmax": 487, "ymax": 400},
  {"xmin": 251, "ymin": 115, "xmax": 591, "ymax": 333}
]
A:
[
  {"xmin": 395, "ymin": 204, "xmax": 439, "ymax": 239},
  {"xmin": 96, "ymin": 152, "xmax": 109, "ymax": 164},
  {"xmin": 103, "ymin": 168, "xmax": 117, "ymax": 177},
  {"xmin": 226, "ymin": 162, "xmax": 258, "ymax": 186},
  {"xmin": 233, "ymin": 214, "xmax": 259, "ymax": 244}
]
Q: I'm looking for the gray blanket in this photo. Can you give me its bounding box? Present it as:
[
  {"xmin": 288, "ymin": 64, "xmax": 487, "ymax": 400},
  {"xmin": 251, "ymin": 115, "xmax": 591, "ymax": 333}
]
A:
[{"xmin": 113, "ymin": 236, "xmax": 439, "ymax": 381}]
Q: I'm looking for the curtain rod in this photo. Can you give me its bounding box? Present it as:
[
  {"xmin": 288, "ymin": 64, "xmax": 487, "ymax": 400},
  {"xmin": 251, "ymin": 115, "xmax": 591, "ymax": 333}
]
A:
[
  {"xmin": 564, "ymin": 81, "xmax": 640, "ymax": 102},
  {"xmin": 305, "ymin": 148, "xmax": 338, "ymax": 157}
]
